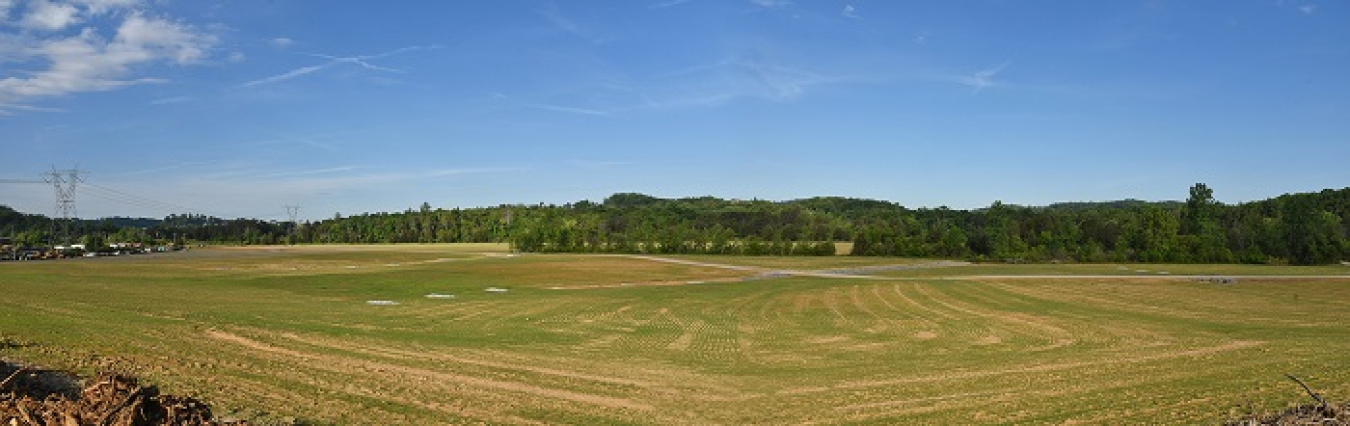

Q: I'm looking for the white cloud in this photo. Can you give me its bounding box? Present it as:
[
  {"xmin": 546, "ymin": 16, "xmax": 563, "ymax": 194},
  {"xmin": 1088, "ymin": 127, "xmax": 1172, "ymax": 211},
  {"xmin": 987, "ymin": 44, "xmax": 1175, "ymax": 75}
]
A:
[
  {"xmin": 21, "ymin": 0, "xmax": 82, "ymax": 31},
  {"xmin": 842, "ymin": 4, "xmax": 858, "ymax": 19},
  {"xmin": 957, "ymin": 63, "xmax": 1009, "ymax": 94},
  {"xmin": 0, "ymin": 8, "xmax": 215, "ymax": 114},
  {"xmin": 227, "ymin": 51, "xmax": 246, "ymax": 63},
  {"xmin": 0, "ymin": 0, "xmax": 17, "ymax": 20},
  {"xmin": 914, "ymin": 31, "xmax": 929, "ymax": 45},
  {"xmin": 1298, "ymin": 4, "xmax": 1316, "ymax": 14},
  {"xmin": 271, "ymin": 37, "xmax": 294, "ymax": 48}
]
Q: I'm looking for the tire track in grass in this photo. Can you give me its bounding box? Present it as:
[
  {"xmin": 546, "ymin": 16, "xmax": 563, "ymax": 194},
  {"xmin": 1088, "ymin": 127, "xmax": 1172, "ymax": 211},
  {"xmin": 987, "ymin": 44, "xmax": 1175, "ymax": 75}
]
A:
[
  {"xmin": 204, "ymin": 329, "xmax": 655, "ymax": 412},
  {"xmin": 936, "ymin": 283, "xmax": 1079, "ymax": 351},
  {"xmin": 893, "ymin": 282, "xmax": 958, "ymax": 321},
  {"xmin": 821, "ymin": 287, "xmax": 856, "ymax": 327},
  {"xmin": 184, "ymin": 337, "xmax": 517, "ymax": 423},
  {"xmin": 831, "ymin": 358, "xmax": 1236, "ymax": 423},
  {"xmin": 666, "ymin": 319, "xmax": 702, "ymax": 352},
  {"xmin": 914, "ymin": 282, "xmax": 1073, "ymax": 347},
  {"xmin": 781, "ymin": 340, "xmax": 1262, "ymax": 395},
  {"xmin": 821, "ymin": 337, "xmax": 1276, "ymax": 423},
  {"xmin": 985, "ymin": 281, "xmax": 1205, "ymax": 320},
  {"xmin": 868, "ymin": 284, "xmax": 932, "ymax": 325},
  {"xmin": 871, "ymin": 284, "xmax": 942, "ymax": 339},
  {"xmin": 274, "ymin": 331, "xmax": 660, "ymax": 389},
  {"xmin": 847, "ymin": 285, "xmax": 883, "ymax": 322}
]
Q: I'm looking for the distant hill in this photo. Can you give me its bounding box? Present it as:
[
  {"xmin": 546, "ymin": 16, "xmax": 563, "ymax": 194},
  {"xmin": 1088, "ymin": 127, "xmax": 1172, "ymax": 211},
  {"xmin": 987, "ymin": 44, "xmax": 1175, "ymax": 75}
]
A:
[
  {"xmin": 98, "ymin": 217, "xmax": 161, "ymax": 228},
  {"xmin": 1045, "ymin": 199, "xmax": 1184, "ymax": 211}
]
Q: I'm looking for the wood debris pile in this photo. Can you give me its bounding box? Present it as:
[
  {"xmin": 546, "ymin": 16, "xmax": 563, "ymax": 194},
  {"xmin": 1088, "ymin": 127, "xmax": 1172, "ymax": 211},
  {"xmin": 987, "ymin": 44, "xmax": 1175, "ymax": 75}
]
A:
[
  {"xmin": 1, "ymin": 361, "xmax": 239, "ymax": 426},
  {"xmin": 1227, "ymin": 401, "xmax": 1348, "ymax": 425}
]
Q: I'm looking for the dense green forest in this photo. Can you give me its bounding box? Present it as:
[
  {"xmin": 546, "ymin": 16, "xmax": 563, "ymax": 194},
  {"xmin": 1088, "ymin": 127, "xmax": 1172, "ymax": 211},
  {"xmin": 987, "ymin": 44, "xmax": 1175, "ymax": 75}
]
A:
[{"xmin": 3, "ymin": 184, "xmax": 1347, "ymax": 265}]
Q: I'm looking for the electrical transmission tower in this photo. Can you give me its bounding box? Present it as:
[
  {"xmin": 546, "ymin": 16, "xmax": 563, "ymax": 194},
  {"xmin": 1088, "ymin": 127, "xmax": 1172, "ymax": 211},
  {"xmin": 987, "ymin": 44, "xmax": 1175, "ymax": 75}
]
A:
[
  {"xmin": 284, "ymin": 205, "xmax": 301, "ymax": 245},
  {"xmin": 42, "ymin": 167, "xmax": 86, "ymax": 247}
]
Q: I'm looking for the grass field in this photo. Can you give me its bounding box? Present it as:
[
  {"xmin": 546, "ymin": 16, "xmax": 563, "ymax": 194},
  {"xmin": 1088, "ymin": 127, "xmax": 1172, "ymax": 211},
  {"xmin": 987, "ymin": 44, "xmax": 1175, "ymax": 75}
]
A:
[{"xmin": 2, "ymin": 245, "xmax": 1349, "ymax": 424}]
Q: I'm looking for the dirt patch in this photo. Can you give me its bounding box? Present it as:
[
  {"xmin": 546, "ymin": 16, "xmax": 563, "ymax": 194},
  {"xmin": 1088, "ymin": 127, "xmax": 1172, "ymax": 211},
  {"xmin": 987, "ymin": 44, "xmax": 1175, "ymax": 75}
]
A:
[
  {"xmin": 973, "ymin": 335, "xmax": 1002, "ymax": 345},
  {"xmin": 1228, "ymin": 375, "xmax": 1348, "ymax": 425},
  {"xmin": 1, "ymin": 361, "xmax": 237, "ymax": 425},
  {"xmin": 1227, "ymin": 402, "xmax": 1348, "ymax": 425}
]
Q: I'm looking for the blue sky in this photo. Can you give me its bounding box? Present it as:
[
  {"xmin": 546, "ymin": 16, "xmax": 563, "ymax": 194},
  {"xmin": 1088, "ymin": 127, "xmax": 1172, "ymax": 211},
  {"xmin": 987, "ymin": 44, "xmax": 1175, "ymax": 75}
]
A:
[{"xmin": 2, "ymin": 0, "xmax": 1346, "ymax": 221}]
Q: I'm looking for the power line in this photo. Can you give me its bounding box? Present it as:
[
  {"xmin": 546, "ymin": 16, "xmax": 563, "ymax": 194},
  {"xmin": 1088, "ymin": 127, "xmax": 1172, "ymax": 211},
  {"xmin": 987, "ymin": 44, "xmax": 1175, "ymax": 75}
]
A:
[
  {"xmin": 17, "ymin": 170, "xmax": 255, "ymax": 222},
  {"xmin": 83, "ymin": 183, "xmax": 204, "ymax": 215}
]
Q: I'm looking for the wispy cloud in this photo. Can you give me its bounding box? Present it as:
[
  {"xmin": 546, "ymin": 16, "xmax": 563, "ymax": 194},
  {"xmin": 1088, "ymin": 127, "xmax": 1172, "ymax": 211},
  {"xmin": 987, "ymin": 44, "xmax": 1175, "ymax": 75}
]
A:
[
  {"xmin": 1298, "ymin": 4, "xmax": 1317, "ymax": 14},
  {"xmin": 0, "ymin": 103, "xmax": 67, "ymax": 115},
  {"xmin": 574, "ymin": 160, "xmax": 633, "ymax": 169},
  {"xmin": 842, "ymin": 4, "xmax": 859, "ymax": 19},
  {"xmin": 239, "ymin": 45, "xmax": 441, "ymax": 88},
  {"xmin": 20, "ymin": 0, "xmax": 81, "ymax": 31},
  {"xmin": 749, "ymin": 0, "xmax": 790, "ymax": 8},
  {"xmin": 149, "ymin": 96, "xmax": 193, "ymax": 105},
  {"xmin": 521, "ymin": 55, "xmax": 837, "ymax": 117},
  {"xmin": 525, "ymin": 103, "xmax": 611, "ymax": 116},
  {"xmin": 914, "ymin": 31, "xmax": 929, "ymax": 45},
  {"xmin": 957, "ymin": 62, "xmax": 1009, "ymax": 94},
  {"xmin": 240, "ymin": 64, "xmax": 328, "ymax": 87},
  {"xmin": 271, "ymin": 37, "xmax": 294, "ymax": 48},
  {"xmin": 248, "ymin": 127, "xmax": 341, "ymax": 151},
  {"xmin": 92, "ymin": 165, "xmax": 528, "ymax": 219},
  {"xmin": 107, "ymin": 160, "xmax": 221, "ymax": 177},
  {"xmin": 540, "ymin": 4, "xmax": 606, "ymax": 43},
  {"xmin": 731, "ymin": 57, "xmax": 832, "ymax": 101},
  {"xmin": 217, "ymin": 166, "xmax": 529, "ymax": 194},
  {"xmin": 649, "ymin": 0, "xmax": 693, "ymax": 9},
  {"xmin": 0, "ymin": 4, "xmax": 216, "ymax": 114},
  {"xmin": 255, "ymin": 165, "xmax": 367, "ymax": 179}
]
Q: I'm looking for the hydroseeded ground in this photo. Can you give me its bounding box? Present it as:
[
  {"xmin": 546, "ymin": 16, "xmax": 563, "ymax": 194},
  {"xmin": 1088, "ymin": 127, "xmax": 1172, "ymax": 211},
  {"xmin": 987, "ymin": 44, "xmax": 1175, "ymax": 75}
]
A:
[{"xmin": 2, "ymin": 245, "xmax": 1348, "ymax": 424}]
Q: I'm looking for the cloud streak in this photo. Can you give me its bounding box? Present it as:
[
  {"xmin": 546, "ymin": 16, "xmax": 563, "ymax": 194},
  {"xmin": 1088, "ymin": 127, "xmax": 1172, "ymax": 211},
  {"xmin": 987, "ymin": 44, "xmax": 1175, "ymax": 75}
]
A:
[
  {"xmin": 649, "ymin": 0, "xmax": 692, "ymax": 9},
  {"xmin": 524, "ymin": 103, "xmax": 611, "ymax": 116},
  {"xmin": 149, "ymin": 95, "xmax": 193, "ymax": 105},
  {"xmin": 239, "ymin": 45, "xmax": 441, "ymax": 88},
  {"xmin": 518, "ymin": 55, "xmax": 838, "ymax": 118},
  {"xmin": 957, "ymin": 62, "xmax": 1009, "ymax": 94},
  {"xmin": 749, "ymin": 0, "xmax": 790, "ymax": 8}
]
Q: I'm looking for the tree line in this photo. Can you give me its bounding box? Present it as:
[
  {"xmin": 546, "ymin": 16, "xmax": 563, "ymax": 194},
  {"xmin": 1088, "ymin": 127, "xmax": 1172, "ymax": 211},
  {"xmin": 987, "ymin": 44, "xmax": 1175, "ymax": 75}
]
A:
[{"xmin": 2, "ymin": 184, "xmax": 1346, "ymax": 265}]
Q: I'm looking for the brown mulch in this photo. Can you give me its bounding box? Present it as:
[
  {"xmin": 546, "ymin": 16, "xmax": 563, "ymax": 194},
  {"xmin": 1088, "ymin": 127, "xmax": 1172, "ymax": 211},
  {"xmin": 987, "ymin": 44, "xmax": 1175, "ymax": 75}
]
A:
[
  {"xmin": 1227, "ymin": 402, "xmax": 1349, "ymax": 425},
  {"xmin": 1, "ymin": 361, "xmax": 241, "ymax": 426}
]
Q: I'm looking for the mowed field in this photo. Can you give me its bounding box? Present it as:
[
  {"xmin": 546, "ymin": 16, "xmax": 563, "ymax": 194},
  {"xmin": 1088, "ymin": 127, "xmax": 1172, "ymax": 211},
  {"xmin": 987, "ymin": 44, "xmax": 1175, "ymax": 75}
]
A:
[{"xmin": 2, "ymin": 245, "xmax": 1349, "ymax": 424}]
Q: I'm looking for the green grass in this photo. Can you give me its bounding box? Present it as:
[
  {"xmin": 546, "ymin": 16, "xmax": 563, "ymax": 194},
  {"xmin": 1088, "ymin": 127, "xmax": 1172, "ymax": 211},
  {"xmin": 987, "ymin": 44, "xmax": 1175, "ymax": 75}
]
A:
[
  {"xmin": 874, "ymin": 261, "xmax": 1350, "ymax": 278},
  {"xmin": 2, "ymin": 245, "xmax": 1348, "ymax": 424}
]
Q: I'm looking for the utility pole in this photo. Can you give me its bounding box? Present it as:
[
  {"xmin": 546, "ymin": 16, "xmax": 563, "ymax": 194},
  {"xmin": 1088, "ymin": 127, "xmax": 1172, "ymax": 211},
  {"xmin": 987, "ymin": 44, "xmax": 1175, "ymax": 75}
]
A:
[
  {"xmin": 284, "ymin": 205, "xmax": 301, "ymax": 245},
  {"xmin": 42, "ymin": 167, "xmax": 85, "ymax": 248}
]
